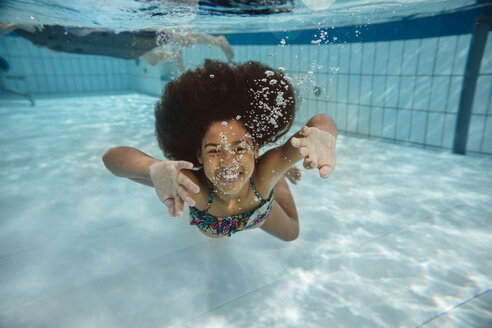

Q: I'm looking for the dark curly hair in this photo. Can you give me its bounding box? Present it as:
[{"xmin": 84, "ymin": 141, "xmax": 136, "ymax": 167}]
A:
[{"xmin": 155, "ymin": 59, "xmax": 296, "ymax": 166}]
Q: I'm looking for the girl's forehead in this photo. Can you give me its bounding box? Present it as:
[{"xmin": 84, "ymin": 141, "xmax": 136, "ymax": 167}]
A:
[{"xmin": 204, "ymin": 120, "xmax": 251, "ymax": 141}]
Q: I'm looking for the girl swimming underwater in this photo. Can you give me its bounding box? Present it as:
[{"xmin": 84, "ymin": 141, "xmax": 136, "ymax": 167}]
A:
[{"xmin": 103, "ymin": 60, "xmax": 337, "ymax": 241}]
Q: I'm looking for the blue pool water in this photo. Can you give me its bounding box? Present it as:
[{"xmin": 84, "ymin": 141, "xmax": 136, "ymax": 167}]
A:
[
  {"xmin": 1, "ymin": 1, "xmax": 492, "ymax": 327},
  {"xmin": 0, "ymin": 94, "xmax": 490, "ymax": 327}
]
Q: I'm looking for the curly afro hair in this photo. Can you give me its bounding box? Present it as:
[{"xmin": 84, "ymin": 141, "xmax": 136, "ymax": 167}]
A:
[{"xmin": 155, "ymin": 59, "xmax": 296, "ymax": 167}]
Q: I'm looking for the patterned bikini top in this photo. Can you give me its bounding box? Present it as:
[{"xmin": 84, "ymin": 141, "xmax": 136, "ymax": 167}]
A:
[{"xmin": 189, "ymin": 178, "xmax": 274, "ymax": 237}]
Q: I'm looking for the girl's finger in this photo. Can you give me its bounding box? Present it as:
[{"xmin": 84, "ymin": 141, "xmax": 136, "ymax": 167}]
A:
[
  {"xmin": 300, "ymin": 126, "xmax": 313, "ymax": 136},
  {"xmin": 291, "ymin": 136, "xmax": 308, "ymax": 148},
  {"xmin": 298, "ymin": 146, "xmax": 309, "ymax": 157},
  {"xmin": 177, "ymin": 173, "xmax": 200, "ymax": 193},
  {"xmin": 164, "ymin": 198, "xmax": 176, "ymax": 217},
  {"xmin": 176, "ymin": 160, "xmax": 194, "ymax": 170},
  {"xmin": 177, "ymin": 185, "xmax": 196, "ymax": 207},
  {"xmin": 303, "ymin": 157, "xmax": 317, "ymax": 170},
  {"xmin": 175, "ymin": 196, "xmax": 184, "ymax": 217},
  {"xmin": 319, "ymin": 165, "xmax": 333, "ymax": 178}
]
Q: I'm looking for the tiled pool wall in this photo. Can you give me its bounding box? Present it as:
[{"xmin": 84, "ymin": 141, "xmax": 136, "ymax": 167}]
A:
[{"xmin": 0, "ymin": 7, "xmax": 491, "ymax": 155}]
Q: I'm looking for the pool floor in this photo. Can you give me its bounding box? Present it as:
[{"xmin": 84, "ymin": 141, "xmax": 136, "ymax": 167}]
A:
[{"xmin": 0, "ymin": 94, "xmax": 491, "ymax": 327}]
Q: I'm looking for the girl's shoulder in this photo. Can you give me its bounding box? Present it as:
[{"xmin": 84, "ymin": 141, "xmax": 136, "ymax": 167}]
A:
[{"xmin": 251, "ymin": 170, "xmax": 274, "ymax": 200}]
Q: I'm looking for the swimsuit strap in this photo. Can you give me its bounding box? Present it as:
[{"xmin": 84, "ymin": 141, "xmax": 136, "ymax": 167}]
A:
[
  {"xmin": 205, "ymin": 177, "xmax": 265, "ymax": 210},
  {"xmin": 249, "ymin": 177, "xmax": 267, "ymax": 202},
  {"xmin": 206, "ymin": 189, "xmax": 214, "ymax": 210}
]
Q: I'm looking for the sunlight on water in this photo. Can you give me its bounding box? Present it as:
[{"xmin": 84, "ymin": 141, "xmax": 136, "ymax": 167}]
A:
[{"xmin": 0, "ymin": 0, "xmax": 479, "ymax": 33}]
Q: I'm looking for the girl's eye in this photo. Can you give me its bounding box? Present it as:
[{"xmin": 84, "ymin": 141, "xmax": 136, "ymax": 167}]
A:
[
  {"xmin": 208, "ymin": 149, "xmax": 219, "ymax": 154},
  {"xmin": 236, "ymin": 147, "xmax": 246, "ymax": 152}
]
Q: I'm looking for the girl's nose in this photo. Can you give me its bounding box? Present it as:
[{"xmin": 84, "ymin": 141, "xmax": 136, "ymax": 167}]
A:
[{"xmin": 220, "ymin": 152, "xmax": 238, "ymax": 166}]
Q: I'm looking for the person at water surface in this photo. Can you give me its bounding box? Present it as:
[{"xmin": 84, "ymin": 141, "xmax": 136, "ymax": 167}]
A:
[{"xmin": 103, "ymin": 60, "xmax": 337, "ymax": 241}]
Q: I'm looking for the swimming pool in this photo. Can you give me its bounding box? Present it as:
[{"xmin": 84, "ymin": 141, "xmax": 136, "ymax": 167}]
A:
[
  {"xmin": 1, "ymin": 1, "xmax": 491, "ymax": 327},
  {"xmin": 0, "ymin": 93, "xmax": 490, "ymax": 327}
]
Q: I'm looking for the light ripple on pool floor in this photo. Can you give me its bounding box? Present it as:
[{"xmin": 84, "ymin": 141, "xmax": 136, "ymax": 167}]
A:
[{"xmin": 0, "ymin": 94, "xmax": 490, "ymax": 327}]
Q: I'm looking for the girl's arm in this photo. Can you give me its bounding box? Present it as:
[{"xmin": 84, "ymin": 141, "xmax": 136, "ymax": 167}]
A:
[
  {"xmin": 255, "ymin": 114, "xmax": 337, "ymax": 192},
  {"xmin": 102, "ymin": 146, "xmax": 160, "ymax": 186},
  {"xmin": 102, "ymin": 146, "xmax": 201, "ymax": 217}
]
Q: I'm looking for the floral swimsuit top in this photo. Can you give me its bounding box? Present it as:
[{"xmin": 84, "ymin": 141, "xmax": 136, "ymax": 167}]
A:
[{"xmin": 189, "ymin": 178, "xmax": 274, "ymax": 237}]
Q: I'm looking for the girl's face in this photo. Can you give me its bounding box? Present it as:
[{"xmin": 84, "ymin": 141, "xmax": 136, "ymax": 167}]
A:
[{"xmin": 197, "ymin": 120, "xmax": 258, "ymax": 195}]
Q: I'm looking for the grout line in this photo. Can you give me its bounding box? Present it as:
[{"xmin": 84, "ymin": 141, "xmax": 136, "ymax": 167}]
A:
[
  {"xmin": 416, "ymin": 289, "xmax": 491, "ymax": 327},
  {"xmin": 0, "ymin": 238, "xmax": 212, "ymax": 317},
  {"xmin": 0, "ymin": 212, "xmax": 165, "ymax": 260},
  {"xmin": 173, "ymin": 204, "xmax": 459, "ymax": 327}
]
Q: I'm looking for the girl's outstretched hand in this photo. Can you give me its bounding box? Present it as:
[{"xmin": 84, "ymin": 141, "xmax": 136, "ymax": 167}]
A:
[
  {"xmin": 290, "ymin": 126, "xmax": 337, "ymax": 178},
  {"xmin": 149, "ymin": 161, "xmax": 200, "ymax": 217}
]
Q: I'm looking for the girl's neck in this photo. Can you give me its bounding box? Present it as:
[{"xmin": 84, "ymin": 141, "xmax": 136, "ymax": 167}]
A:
[{"xmin": 212, "ymin": 181, "xmax": 251, "ymax": 203}]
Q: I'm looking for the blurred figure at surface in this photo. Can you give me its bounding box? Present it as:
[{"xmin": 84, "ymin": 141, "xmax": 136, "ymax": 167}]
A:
[
  {"xmin": 1, "ymin": 24, "xmax": 234, "ymax": 72},
  {"xmin": 0, "ymin": 56, "xmax": 35, "ymax": 106}
]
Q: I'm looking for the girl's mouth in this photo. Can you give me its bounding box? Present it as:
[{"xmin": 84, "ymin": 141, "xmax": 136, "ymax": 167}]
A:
[{"xmin": 218, "ymin": 171, "xmax": 242, "ymax": 184}]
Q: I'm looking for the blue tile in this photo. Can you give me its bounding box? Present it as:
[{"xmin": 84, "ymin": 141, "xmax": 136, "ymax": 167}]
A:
[
  {"xmin": 442, "ymin": 114, "xmax": 457, "ymax": 149},
  {"xmin": 481, "ymin": 33, "xmax": 492, "ymax": 74},
  {"xmin": 376, "ymin": 20, "xmax": 406, "ymax": 42},
  {"xmin": 382, "ymin": 108, "xmax": 397, "ymax": 139},
  {"xmin": 417, "ymin": 38, "xmax": 438, "ymax": 75},
  {"xmin": 47, "ymin": 76, "xmax": 57, "ymax": 93},
  {"xmin": 8, "ymin": 57, "xmax": 23, "ymax": 74},
  {"xmin": 396, "ymin": 109, "xmax": 411, "ymax": 141},
  {"xmin": 325, "ymin": 74, "xmax": 337, "ymax": 102},
  {"xmin": 426, "ymin": 112, "xmax": 445, "ymax": 146},
  {"xmin": 387, "ymin": 40, "xmax": 404, "ymax": 75},
  {"xmin": 482, "ymin": 116, "xmax": 492, "ymax": 154},
  {"xmin": 70, "ymin": 58, "xmax": 81, "ymax": 76},
  {"xmin": 66, "ymin": 76, "xmax": 76, "ymax": 93},
  {"xmin": 406, "ymin": 15, "xmax": 441, "ymax": 40},
  {"xmin": 337, "ymin": 75, "xmax": 349, "ymax": 103},
  {"xmin": 82, "ymin": 75, "xmax": 92, "ymax": 92},
  {"xmin": 361, "ymin": 42, "xmax": 375, "ymax": 75},
  {"xmin": 472, "ymin": 76, "xmax": 492, "ymax": 115},
  {"xmin": 370, "ymin": 107, "xmax": 383, "ymax": 137},
  {"xmin": 358, "ymin": 106, "xmax": 370, "ymax": 135},
  {"xmin": 447, "ymin": 77, "xmax": 463, "ymax": 113},
  {"xmin": 327, "ymin": 44, "xmax": 339, "ymax": 69},
  {"xmin": 347, "ymin": 104, "xmax": 358, "ymax": 132},
  {"xmin": 37, "ymin": 76, "xmax": 48, "ymax": 94},
  {"xmin": 338, "ymin": 45, "xmax": 350, "ymax": 74},
  {"xmin": 349, "ymin": 43, "xmax": 362, "ymax": 74},
  {"xmin": 440, "ymin": 9, "xmax": 477, "ymax": 37},
  {"xmin": 413, "ymin": 76, "xmax": 432, "ymax": 110},
  {"xmin": 453, "ymin": 34, "xmax": 471, "ymax": 75},
  {"xmin": 324, "ymin": 100, "xmax": 336, "ymax": 119},
  {"xmin": 430, "ymin": 76, "xmax": 450, "ymax": 112},
  {"xmin": 402, "ymin": 39, "xmax": 420, "ymax": 75},
  {"xmin": 73, "ymin": 76, "xmax": 83, "ymax": 92},
  {"xmin": 385, "ymin": 76, "xmax": 399, "ymax": 108},
  {"xmin": 21, "ymin": 58, "xmax": 35, "ymax": 76},
  {"xmin": 467, "ymin": 114, "xmax": 486, "ymax": 152},
  {"xmin": 360, "ymin": 76, "xmax": 373, "ymax": 106},
  {"xmin": 434, "ymin": 36, "xmax": 457, "ymax": 75},
  {"xmin": 372, "ymin": 76, "xmax": 385, "ymax": 107},
  {"xmin": 52, "ymin": 58, "xmax": 65, "ymax": 76},
  {"xmin": 336, "ymin": 103, "xmax": 347, "ymax": 131},
  {"xmin": 410, "ymin": 111, "xmax": 427, "ymax": 144},
  {"xmin": 103, "ymin": 74, "xmax": 111, "ymax": 91},
  {"xmin": 374, "ymin": 42, "xmax": 390, "ymax": 75},
  {"xmin": 348, "ymin": 75, "xmax": 360, "ymax": 104}
]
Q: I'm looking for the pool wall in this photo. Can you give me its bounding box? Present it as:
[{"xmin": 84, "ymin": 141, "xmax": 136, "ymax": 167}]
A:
[{"xmin": 0, "ymin": 7, "xmax": 491, "ymax": 154}]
